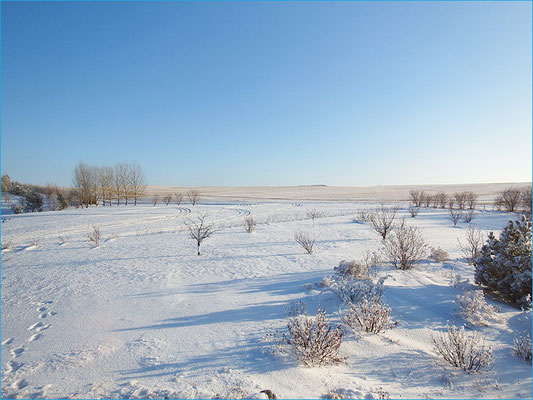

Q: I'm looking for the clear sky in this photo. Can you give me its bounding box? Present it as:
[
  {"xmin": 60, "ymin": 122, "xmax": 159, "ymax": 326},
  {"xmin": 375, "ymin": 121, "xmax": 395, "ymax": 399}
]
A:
[{"xmin": 1, "ymin": 1, "xmax": 531, "ymax": 187}]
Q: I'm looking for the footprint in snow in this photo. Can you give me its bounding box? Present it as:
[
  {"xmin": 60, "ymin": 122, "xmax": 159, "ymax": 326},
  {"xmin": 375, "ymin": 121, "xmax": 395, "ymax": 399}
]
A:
[
  {"xmin": 27, "ymin": 322, "xmax": 51, "ymax": 332},
  {"xmin": 2, "ymin": 338, "xmax": 14, "ymax": 346},
  {"xmin": 10, "ymin": 346, "xmax": 24, "ymax": 358},
  {"xmin": 29, "ymin": 334, "xmax": 42, "ymax": 342}
]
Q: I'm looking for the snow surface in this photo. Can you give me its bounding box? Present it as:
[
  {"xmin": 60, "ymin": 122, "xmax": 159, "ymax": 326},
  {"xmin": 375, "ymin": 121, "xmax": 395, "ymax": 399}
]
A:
[{"xmin": 1, "ymin": 199, "xmax": 531, "ymax": 399}]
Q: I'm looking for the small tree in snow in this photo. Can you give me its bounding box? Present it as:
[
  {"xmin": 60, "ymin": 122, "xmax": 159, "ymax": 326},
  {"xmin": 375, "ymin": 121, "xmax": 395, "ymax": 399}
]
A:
[
  {"xmin": 368, "ymin": 205, "xmax": 398, "ymax": 240},
  {"xmin": 383, "ymin": 220, "xmax": 427, "ymax": 270},
  {"xmin": 474, "ymin": 216, "xmax": 532, "ymax": 307},
  {"xmin": 458, "ymin": 225, "xmax": 485, "ymax": 265},
  {"xmin": 184, "ymin": 213, "xmax": 217, "ymax": 256},
  {"xmin": 187, "ymin": 189, "xmax": 201, "ymax": 206},
  {"xmin": 244, "ymin": 216, "xmax": 256, "ymax": 233},
  {"xmin": 448, "ymin": 209, "xmax": 463, "ymax": 226},
  {"xmin": 295, "ymin": 231, "xmax": 315, "ymax": 254},
  {"xmin": 174, "ymin": 192, "xmax": 184, "ymax": 205}
]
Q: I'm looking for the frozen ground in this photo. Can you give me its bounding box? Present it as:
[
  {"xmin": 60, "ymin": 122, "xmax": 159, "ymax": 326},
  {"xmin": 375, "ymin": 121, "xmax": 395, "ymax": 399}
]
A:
[{"xmin": 1, "ymin": 198, "xmax": 531, "ymax": 399}]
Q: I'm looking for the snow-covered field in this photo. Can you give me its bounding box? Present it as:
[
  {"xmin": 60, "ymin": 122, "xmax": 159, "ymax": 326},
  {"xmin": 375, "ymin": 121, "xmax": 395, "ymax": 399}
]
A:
[{"xmin": 1, "ymin": 199, "xmax": 531, "ymax": 399}]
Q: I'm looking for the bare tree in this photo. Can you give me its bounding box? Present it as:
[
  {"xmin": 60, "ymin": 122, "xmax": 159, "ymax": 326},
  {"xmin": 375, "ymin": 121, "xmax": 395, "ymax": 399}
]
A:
[
  {"xmin": 294, "ymin": 231, "xmax": 315, "ymax": 254},
  {"xmin": 128, "ymin": 162, "xmax": 147, "ymax": 206},
  {"xmin": 244, "ymin": 216, "xmax": 256, "ymax": 233},
  {"xmin": 151, "ymin": 194, "xmax": 159, "ymax": 206},
  {"xmin": 174, "ymin": 192, "xmax": 184, "ymax": 205},
  {"xmin": 383, "ymin": 219, "xmax": 428, "ymax": 270},
  {"xmin": 163, "ymin": 194, "xmax": 172, "ymax": 205},
  {"xmin": 463, "ymin": 210, "xmax": 475, "ymax": 223},
  {"xmin": 448, "ymin": 209, "xmax": 463, "ymax": 226},
  {"xmin": 87, "ymin": 224, "xmax": 101, "ymax": 247},
  {"xmin": 98, "ymin": 166, "xmax": 114, "ymax": 206},
  {"xmin": 454, "ymin": 192, "xmax": 467, "ymax": 210},
  {"xmin": 184, "ymin": 213, "xmax": 217, "ymax": 255},
  {"xmin": 368, "ymin": 205, "xmax": 398, "ymax": 240},
  {"xmin": 306, "ymin": 208, "xmax": 320, "ymax": 225},
  {"xmin": 435, "ymin": 192, "xmax": 448, "ymax": 208},
  {"xmin": 187, "ymin": 189, "xmax": 201, "ymax": 206},
  {"xmin": 422, "ymin": 193, "xmax": 433, "ymax": 208},
  {"xmin": 113, "ymin": 163, "xmax": 128, "ymax": 206},
  {"xmin": 409, "ymin": 206, "xmax": 419, "ymax": 218},
  {"xmin": 458, "ymin": 225, "xmax": 484, "ymax": 265},
  {"xmin": 409, "ymin": 190, "xmax": 424, "ymax": 207},
  {"xmin": 72, "ymin": 162, "xmax": 95, "ymax": 208},
  {"xmin": 497, "ymin": 188, "xmax": 522, "ymax": 212},
  {"xmin": 448, "ymin": 198, "xmax": 455, "ymax": 209},
  {"xmin": 465, "ymin": 191, "xmax": 477, "ymax": 210}
]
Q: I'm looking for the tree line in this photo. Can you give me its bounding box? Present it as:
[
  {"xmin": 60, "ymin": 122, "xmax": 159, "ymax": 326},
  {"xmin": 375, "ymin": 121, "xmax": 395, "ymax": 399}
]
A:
[{"xmin": 72, "ymin": 162, "xmax": 147, "ymax": 208}]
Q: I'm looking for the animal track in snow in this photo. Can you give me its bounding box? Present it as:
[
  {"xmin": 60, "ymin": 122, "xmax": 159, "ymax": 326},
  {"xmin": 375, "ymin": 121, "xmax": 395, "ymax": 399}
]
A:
[
  {"xmin": 10, "ymin": 346, "xmax": 25, "ymax": 358},
  {"xmin": 2, "ymin": 337, "xmax": 14, "ymax": 346},
  {"xmin": 29, "ymin": 334, "xmax": 42, "ymax": 342}
]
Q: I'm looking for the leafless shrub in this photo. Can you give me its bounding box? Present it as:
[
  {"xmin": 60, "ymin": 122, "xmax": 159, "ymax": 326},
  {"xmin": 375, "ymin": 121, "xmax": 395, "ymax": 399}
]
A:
[
  {"xmin": 409, "ymin": 206, "xmax": 419, "ymax": 218},
  {"xmin": 456, "ymin": 290, "xmax": 499, "ymax": 326},
  {"xmin": 184, "ymin": 213, "xmax": 217, "ymax": 255},
  {"xmin": 163, "ymin": 194, "xmax": 172, "ymax": 205},
  {"xmin": 354, "ymin": 209, "xmax": 369, "ymax": 223},
  {"xmin": 285, "ymin": 307, "xmax": 346, "ymax": 366},
  {"xmin": 174, "ymin": 192, "xmax": 184, "ymax": 205},
  {"xmin": 409, "ymin": 190, "xmax": 424, "ymax": 207},
  {"xmin": 435, "ymin": 192, "xmax": 448, "ymax": 208},
  {"xmin": 498, "ymin": 188, "xmax": 522, "ymax": 212},
  {"xmin": 429, "ymin": 247, "xmax": 449, "ymax": 263},
  {"xmin": 463, "ymin": 210, "xmax": 475, "ymax": 223},
  {"xmin": 1, "ymin": 239, "xmax": 13, "ymax": 251},
  {"xmin": 319, "ymin": 275, "xmax": 334, "ymax": 288},
  {"xmin": 286, "ymin": 301, "xmax": 307, "ymax": 317},
  {"xmin": 362, "ymin": 250, "xmax": 383, "ymax": 275},
  {"xmin": 87, "ymin": 225, "xmax": 101, "ymax": 247},
  {"xmin": 458, "ymin": 225, "xmax": 484, "ymax": 265},
  {"xmin": 454, "ymin": 192, "xmax": 467, "ymax": 210},
  {"xmin": 513, "ymin": 332, "xmax": 532, "ymax": 363},
  {"xmin": 57, "ymin": 236, "xmax": 69, "ymax": 245},
  {"xmin": 295, "ymin": 230, "xmax": 315, "ymax": 254},
  {"xmin": 368, "ymin": 205, "xmax": 398, "ymax": 240},
  {"xmin": 151, "ymin": 194, "xmax": 159, "ymax": 206},
  {"xmin": 448, "ymin": 198, "xmax": 455, "ymax": 209},
  {"xmin": 186, "ymin": 189, "xmax": 201, "ymax": 206},
  {"xmin": 244, "ymin": 216, "xmax": 256, "ymax": 233},
  {"xmin": 306, "ymin": 208, "xmax": 321, "ymax": 225},
  {"xmin": 343, "ymin": 296, "xmax": 397, "ymax": 334},
  {"xmin": 465, "ymin": 191, "xmax": 478, "ymax": 210},
  {"xmin": 422, "ymin": 193, "xmax": 432, "ymax": 208},
  {"xmin": 448, "ymin": 209, "xmax": 463, "ymax": 226},
  {"xmin": 335, "ymin": 260, "xmax": 368, "ymax": 280},
  {"xmin": 383, "ymin": 220, "xmax": 427, "ymax": 270},
  {"xmin": 29, "ymin": 238, "xmax": 41, "ymax": 247},
  {"xmin": 327, "ymin": 276, "xmax": 387, "ymax": 305},
  {"xmin": 432, "ymin": 324, "xmax": 494, "ymax": 373}
]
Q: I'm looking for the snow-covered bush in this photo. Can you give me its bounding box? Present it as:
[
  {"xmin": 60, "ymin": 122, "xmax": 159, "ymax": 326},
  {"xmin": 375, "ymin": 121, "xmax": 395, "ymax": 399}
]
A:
[
  {"xmin": 429, "ymin": 247, "xmax": 449, "ymax": 263},
  {"xmin": 513, "ymin": 332, "xmax": 532, "ymax": 363},
  {"xmin": 294, "ymin": 231, "xmax": 315, "ymax": 254},
  {"xmin": 327, "ymin": 276, "xmax": 387, "ymax": 305},
  {"xmin": 455, "ymin": 290, "xmax": 499, "ymax": 326},
  {"xmin": 432, "ymin": 324, "xmax": 494, "ymax": 373},
  {"xmin": 335, "ymin": 260, "xmax": 368, "ymax": 280},
  {"xmin": 343, "ymin": 295, "xmax": 397, "ymax": 334},
  {"xmin": 87, "ymin": 224, "xmax": 101, "ymax": 247},
  {"xmin": 409, "ymin": 206, "xmax": 419, "ymax": 218},
  {"xmin": 383, "ymin": 220, "xmax": 427, "ymax": 270},
  {"xmin": 11, "ymin": 204, "xmax": 22, "ymax": 214},
  {"xmin": 23, "ymin": 190, "xmax": 43, "ymax": 212},
  {"xmin": 474, "ymin": 216, "xmax": 532, "ymax": 307},
  {"xmin": 286, "ymin": 301, "xmax": 307, "ymax": 317},
  {"xmin": 244, "ymin": 216, "xmax": 256, "ymax": 233},
  {"xmin": 319, "ymin": 275, "xmax": 334, "ymax": 288},
  {"xmin": 285, "ymin": 307, "xmax": 345, "ymax": 366},
  {"xmin": 1, "ymin": 239, "xmax": 13, "ymax": 251},
  {"xmin": 362, "ymin": 250, "xmax": 383, "ymax": 276}
]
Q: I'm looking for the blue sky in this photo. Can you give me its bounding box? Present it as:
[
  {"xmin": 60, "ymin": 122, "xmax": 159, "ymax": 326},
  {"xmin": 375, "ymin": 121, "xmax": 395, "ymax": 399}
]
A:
[{"xmin": 1, "ymin": 1, "xmax": 531, "ymax": 187}]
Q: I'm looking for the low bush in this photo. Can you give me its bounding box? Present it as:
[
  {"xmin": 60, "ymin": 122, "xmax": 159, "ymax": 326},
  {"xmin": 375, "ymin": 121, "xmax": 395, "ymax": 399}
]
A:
[
  {"xmin": 383, "ymin": 220, "xmax": 427, "ymax": 270},
  {"xmin": 327, "ymin": 276, "xmax": 387, "ymax": 305},
  {"xmin": 455, "ymin": 290, "xmax": 499, "ymax": 326},
  {"xmin": 513, "ymin": 332, "xmax": 532, "ymax": 363},
  {"xmin": 294, "ymin": 231, "xmax": 315, "ymax": 254},
  {"xmin": 286, "ymin": 301, "xmax": 307, "ymax": 317},
  {"xmin": 432, "ymin": 324, "xmax": 494, "ymax": 373},
  {"xmin": 285, "ymin": 307, "xmax": 345, "ymax": 366},
  {"xmin": 429, "ymin": 247, "xmax": 449, "ymax": 263},
  {"xmin": 335, "ymin": 260, "xmax": 368, "ymax": 280},
  {"xmin": 343, "ymin": 295, "xmax": 397, "ymax": 334},
  {"xmin": 88, "ymin": 225, "xmax": 101, "ymax": 247},
  {"xmin": 11, "ymin": 204, "xmax": 22, "ymax": 214},
  {"xmin": 244, "ymin": 216, "xmax": 256, "ymax": 233}
]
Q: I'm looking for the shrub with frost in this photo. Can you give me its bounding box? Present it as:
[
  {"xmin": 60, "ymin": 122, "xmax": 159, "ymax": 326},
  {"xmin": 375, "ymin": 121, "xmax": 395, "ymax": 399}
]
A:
[
  {"xmin": 327, "ymin": 276, "xmax": 387, "ymax": 305},
  {"xmin": 455, "ymin": 290, "xmax": 499, "ymax": 326},
  {"xmin": 474, "ymin": 216, "xmax": 532, "ymax": 307},
  {"xmin": 344, "ymin": 295, "xmax": 397, "ymax": 334},
  {"xmin": 383, "ymin": 220, "xmax": 427, "ymax": 270},
  {"xmin": 11, "ymin": 204, "xmax": 22, "ymax": 214},
  {"xmin": 335, "ymin": 260, "xmax": 368, "ymax": 280},
  {"xmin": 513, "ymin": 332, "xmax": 532, "ymax": 363},
  {"xmin": 432, "ymin": 324, "xmax": 494, "ymax": 373},
  {"xmin": 429, "ymin": 247, "xmax": 449, "ymax": 263},
  {"xmin": 285, "ymin": 307, "xmax": 345, "ymax": 366},
  {"xmin": 286, "ymin": 300, "xmax": 307, "ymax": 317}
]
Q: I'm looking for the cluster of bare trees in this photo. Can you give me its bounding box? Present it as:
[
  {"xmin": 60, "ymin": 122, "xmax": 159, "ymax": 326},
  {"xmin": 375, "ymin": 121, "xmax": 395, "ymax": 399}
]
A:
[
  {"xmin": 72, "ymin": 162, "xmax": 146, "ymax": 208},
  {"xmin": 151, "ymin": 189, "xmax": 200, "ymax": 207},
  {"xmin": 409, "ymin": 190, "xmax": 478, "ymax": 211},
  {"xmin": 494, "ymin": 187, "xmax": 532, "ymax": 213}
]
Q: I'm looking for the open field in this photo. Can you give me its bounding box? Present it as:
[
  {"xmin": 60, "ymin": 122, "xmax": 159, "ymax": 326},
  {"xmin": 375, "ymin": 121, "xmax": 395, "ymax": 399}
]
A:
[{"xmin": 1, "ymin": 192, "xmax": 531, "ymax": 399}]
